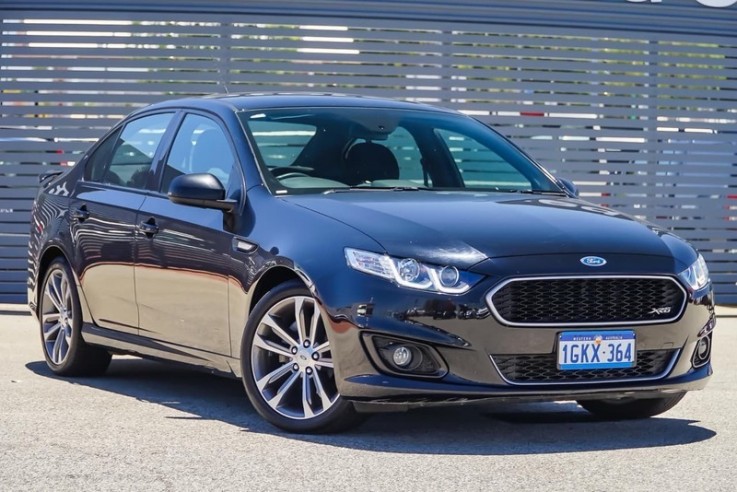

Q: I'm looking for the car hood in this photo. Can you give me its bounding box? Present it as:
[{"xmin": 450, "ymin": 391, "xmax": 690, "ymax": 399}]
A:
[{"xmin": 284, "ymin": 191, "xmax": 692, "ymax": 269}]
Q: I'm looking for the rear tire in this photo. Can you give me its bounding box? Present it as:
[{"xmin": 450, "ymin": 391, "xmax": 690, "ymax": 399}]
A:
[
  {"xmin": 577, "ymin": 393, "xmax": 686, "ymax": 420},
  {"xmin": 241, "ymin": 280, "xmax": 364, "ymax": 433},
  {"xmin": 39, "ymin": 258, "xmax": 111, "ymax": 376}
]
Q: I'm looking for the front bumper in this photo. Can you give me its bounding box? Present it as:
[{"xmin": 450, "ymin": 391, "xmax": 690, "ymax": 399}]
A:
[{"xmin": 316, "ymin": 258, "xmax": 715, "ymax": 407}]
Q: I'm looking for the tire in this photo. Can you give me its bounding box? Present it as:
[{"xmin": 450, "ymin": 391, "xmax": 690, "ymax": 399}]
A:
[
  {"xmin": 241, "ymin": 280, "xmax": 364, "ymax": 433},
  {"xmin": 577, "ymin": 393, "xmax": 686, "ymax": 420},
  {"xmin": 39, "ymin": 258, "xmax": 111, "ymax": 376}
]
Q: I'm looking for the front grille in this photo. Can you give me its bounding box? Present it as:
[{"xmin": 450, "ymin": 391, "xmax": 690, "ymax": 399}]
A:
[
  {"xmin": 492, "ymin": 349, "xmax": 677, "ymax": 384},
  {"xmin": 489, "ymin": 276, "xmax": 685, "ymax": 326}
]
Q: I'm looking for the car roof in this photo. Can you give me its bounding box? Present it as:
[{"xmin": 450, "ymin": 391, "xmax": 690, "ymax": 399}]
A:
[{"xmin": 137, "ymin": 93, "xmax": 458, "ymax": 115}]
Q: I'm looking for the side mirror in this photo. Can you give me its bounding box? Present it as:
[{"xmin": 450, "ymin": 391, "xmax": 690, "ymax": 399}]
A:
[
  {"xmin": 558, "ymin": 178, "xmax": 579, "ymax": 197},
  {"xmin": 168, "ymin": 173, "xmax": 236, "ymax": 212}
]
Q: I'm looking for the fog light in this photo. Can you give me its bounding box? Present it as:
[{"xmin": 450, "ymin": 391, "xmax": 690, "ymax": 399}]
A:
[
  {"xmin": 439, "ymin": 266, "xmax": 460, "ymax": 287},
  {"xmin": 697, "ymin": 338, "xmax": 709, "ymax": 359},
  {"xmin": 369, "ymin": 335, "xmax": 446, "ymax": 377},
  {"xmin": 392, "ymin": 346, "xmax": 413, "ymax": 367},
  {"xmin": 692, "ymin": 334, "xmax": 711, "ymax": 368}
]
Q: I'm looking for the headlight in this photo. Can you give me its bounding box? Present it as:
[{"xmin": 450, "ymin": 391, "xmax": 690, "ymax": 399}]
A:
[
  {"xmin": 678, "ymin": 254, "xmax": 710, "ymax": 291},
  {"xmin": 345, "ymin": 248, "xmax": 482, "ymax": 294}
]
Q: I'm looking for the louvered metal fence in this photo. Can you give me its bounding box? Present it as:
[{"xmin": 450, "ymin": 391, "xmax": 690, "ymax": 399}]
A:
[{"xmin": 1, "ymin": 0, "xmax": 736, "ymax": 304}]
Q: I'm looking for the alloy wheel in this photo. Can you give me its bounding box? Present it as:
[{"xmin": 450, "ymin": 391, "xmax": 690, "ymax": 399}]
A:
[
  {"xmin": 41, "ymin": 268, "xmax": 74, "ymax": 365},
  {"xmin": 250, "ymin": 295, "xmax": 338, "ymax": 420}
]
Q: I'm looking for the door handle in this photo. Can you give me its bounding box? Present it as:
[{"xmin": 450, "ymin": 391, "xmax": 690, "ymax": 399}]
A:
[
  {"xmin": 138, "ymin": 220, "xmax": 159, "ymax": 236},
  {"xmin": 70, "ymin": 206, "xmax": 89, "ymax": 221}
]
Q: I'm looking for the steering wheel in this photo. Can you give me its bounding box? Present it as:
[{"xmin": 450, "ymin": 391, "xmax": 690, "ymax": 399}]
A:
[{"xmin": 271, "ymin": 166, "xmax": 314, "ymax": 177}]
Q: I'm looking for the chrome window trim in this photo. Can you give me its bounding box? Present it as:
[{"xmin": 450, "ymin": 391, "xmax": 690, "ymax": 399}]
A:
[
  {"xmin": 485, "ymin": 275, "xmax": 688, "ymax": 327},
  {"xmin": 489, "ymin": 349, "xmax": 680, "ymax": 387}
]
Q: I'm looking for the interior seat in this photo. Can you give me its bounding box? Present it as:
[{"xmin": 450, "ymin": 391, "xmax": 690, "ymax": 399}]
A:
[{"xmin": 344, "ymin": 142, "xmax": 399, "ymax": 185}]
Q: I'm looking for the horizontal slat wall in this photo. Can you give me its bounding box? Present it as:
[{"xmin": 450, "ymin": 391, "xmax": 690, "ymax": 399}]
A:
[
  {"xmin": 3, "ymin": 0, "xmax": 737, "ymax": 38},
  {"xmin": 1, "ymin": 2, "xmax": 736, "ymax": 304}
]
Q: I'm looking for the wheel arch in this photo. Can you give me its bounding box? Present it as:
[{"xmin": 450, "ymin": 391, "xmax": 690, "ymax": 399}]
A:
[
  {"xmin": 248, "ymin": 265, "xmax": 306, "ymax": 316},
  {"xmin": 35, "ymin": 245, "xmax": 68, "ymax": 316},
  {"xmin": 228, "ymin": 264, "xmax": 313, "ymax": 372},
  {"xmin": 34, "ymin": 244, "xmax": 92, "ymax": 324}
]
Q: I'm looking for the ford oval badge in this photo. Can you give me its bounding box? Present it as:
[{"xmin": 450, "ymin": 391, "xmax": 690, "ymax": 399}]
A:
[{"xmin": 580, "ymin": 256, "xmax": 607, "ymax": 267}]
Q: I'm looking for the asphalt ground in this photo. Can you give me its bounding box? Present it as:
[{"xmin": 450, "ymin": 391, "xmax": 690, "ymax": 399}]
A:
[{"xmin": 1, "ymin": 305, "xmax": 736, "ymax": 492}]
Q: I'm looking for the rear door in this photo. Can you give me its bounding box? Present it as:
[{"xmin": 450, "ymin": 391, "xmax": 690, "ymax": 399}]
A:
[
  {"xmin": 70, "ymin": 112, "xmax": 174, "ymax": 334},
  {"xmin": 134, "ymin": 112, "xmax": 242, "ymax": 354}
]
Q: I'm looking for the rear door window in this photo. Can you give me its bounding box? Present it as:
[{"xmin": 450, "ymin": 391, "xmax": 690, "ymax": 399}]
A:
[
  {"xmin": 85, "ymin": 112, "xmax": 173, "ymax": 189},
  {"xmin": 84, "ymin": 128, "xmax": 122, "ymax": 183}
]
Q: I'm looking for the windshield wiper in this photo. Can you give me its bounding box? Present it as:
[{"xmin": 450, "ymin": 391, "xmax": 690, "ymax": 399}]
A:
[
  {"xmin": 323, "ymin": 186, "xmax": 566, "ymax": 195},
  {"xmin": 520, "ymin": 189, "xmax": 567, "ymax": 195},
  {"xmin": 324, "ymin": 186, "xmax": 431, "ymax": 194},
  {"xmin": 495, "ymin": 188, "xmax": 567, "ymax": 196}
]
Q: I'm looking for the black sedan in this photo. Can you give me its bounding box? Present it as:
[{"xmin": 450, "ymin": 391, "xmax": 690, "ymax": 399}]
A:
[{"xmin": 28, "ymin": 94, "xmax": 715, "ymax": 433}]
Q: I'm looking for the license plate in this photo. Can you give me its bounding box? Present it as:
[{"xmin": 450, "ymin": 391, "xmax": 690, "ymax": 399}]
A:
[{"xmin": 558, "ymin": 330, "xmax": 636, "ymax": 370}]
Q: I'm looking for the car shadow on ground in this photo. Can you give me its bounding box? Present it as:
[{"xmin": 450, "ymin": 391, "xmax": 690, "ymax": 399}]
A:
[{"xmin": 26, "ymin": 357, "xmax": 716, "ymax": 455}]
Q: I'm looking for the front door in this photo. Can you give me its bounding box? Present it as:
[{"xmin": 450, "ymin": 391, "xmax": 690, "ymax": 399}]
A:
[{"xmin": 135, "ymin": 113, "xmax": 241, "ymax": 355}]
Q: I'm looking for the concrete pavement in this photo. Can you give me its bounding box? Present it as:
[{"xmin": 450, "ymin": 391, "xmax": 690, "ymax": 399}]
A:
[{"xmin": 1, "ymin": 307, "xmax": 735, "ymax": 491}]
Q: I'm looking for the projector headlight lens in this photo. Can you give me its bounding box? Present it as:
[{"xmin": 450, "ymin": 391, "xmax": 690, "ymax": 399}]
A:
[
  {"xmin": 345, "ymin": 248, "xmax": 482, "ymax": 294},
  {"xmin": 398, "ymin": 258, "xmax": 422, "ymax": 283},
  {"xmin": 439, "ymin": 266, "xmax": 460, "ymax": 287},
  {"xmin": 678, "ymin": 254, "xmax": 710, "ymax": 291}
]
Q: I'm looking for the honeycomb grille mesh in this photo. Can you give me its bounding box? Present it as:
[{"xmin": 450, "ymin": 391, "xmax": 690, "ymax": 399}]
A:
[
  {"xmin": 492, "ymin": 350, "xmax": 676, "ymax": 384},
  {"xmin": 490, "ymin": 277, "xmax": 685, "ymax": 325}
]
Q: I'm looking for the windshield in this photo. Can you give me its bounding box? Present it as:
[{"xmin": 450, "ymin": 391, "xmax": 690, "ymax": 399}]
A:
[{"xmin": 239, "ymin": 107, "xmax": 561, "ymax": 195}]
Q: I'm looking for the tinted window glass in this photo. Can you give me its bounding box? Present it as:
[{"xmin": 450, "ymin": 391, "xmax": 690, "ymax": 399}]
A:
[
  {"xmin": 161, "ymin": 114, "xmax": 235, "ymax": 192},
  {"xmin": 436, "ymin": 129, "xmax": 532, "ymax": 190},
  {"xmin": 239, "ymin": 108, "xmax": 556, "ymax": 194},
  {"xmin": 84, "ymin": 128, "xmax": 122, "ymax": 182},
  {"xmin": 106, "ymin": 113, "xmax": 172, "ymax": 189},
  {"xmin": 354, "ymin": 127, "xmax": 430, "ymax": 185},
  {"xmin": 85, "ymin": 113, "xmax": 172, "ymax": 189},
  {"xmin": 248, "ymin": 120, "xmax": 316, "ymax": 167}
]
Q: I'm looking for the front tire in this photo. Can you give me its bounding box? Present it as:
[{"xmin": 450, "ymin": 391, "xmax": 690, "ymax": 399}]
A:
[
  {"xmin": 39, "ymin": 258, "xmax": 111, "ymax": 376},
  {"xmin": 577, "ymin": 393, "xmax": 686, "ymax": 420},
  {"xmin": 241, "ymin": 280, "xmax": 363, "ymax": 433}
]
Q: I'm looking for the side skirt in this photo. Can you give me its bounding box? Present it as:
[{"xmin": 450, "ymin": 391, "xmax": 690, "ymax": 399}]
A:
[{"xmin": 81, "ymin": 323, "xmax": 239, "ymax": 378}]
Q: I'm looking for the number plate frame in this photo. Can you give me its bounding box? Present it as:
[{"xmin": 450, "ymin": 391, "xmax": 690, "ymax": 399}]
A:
[{"xmin": 557, "ymin": 330, "xmax": 636, "ymax": 370}]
